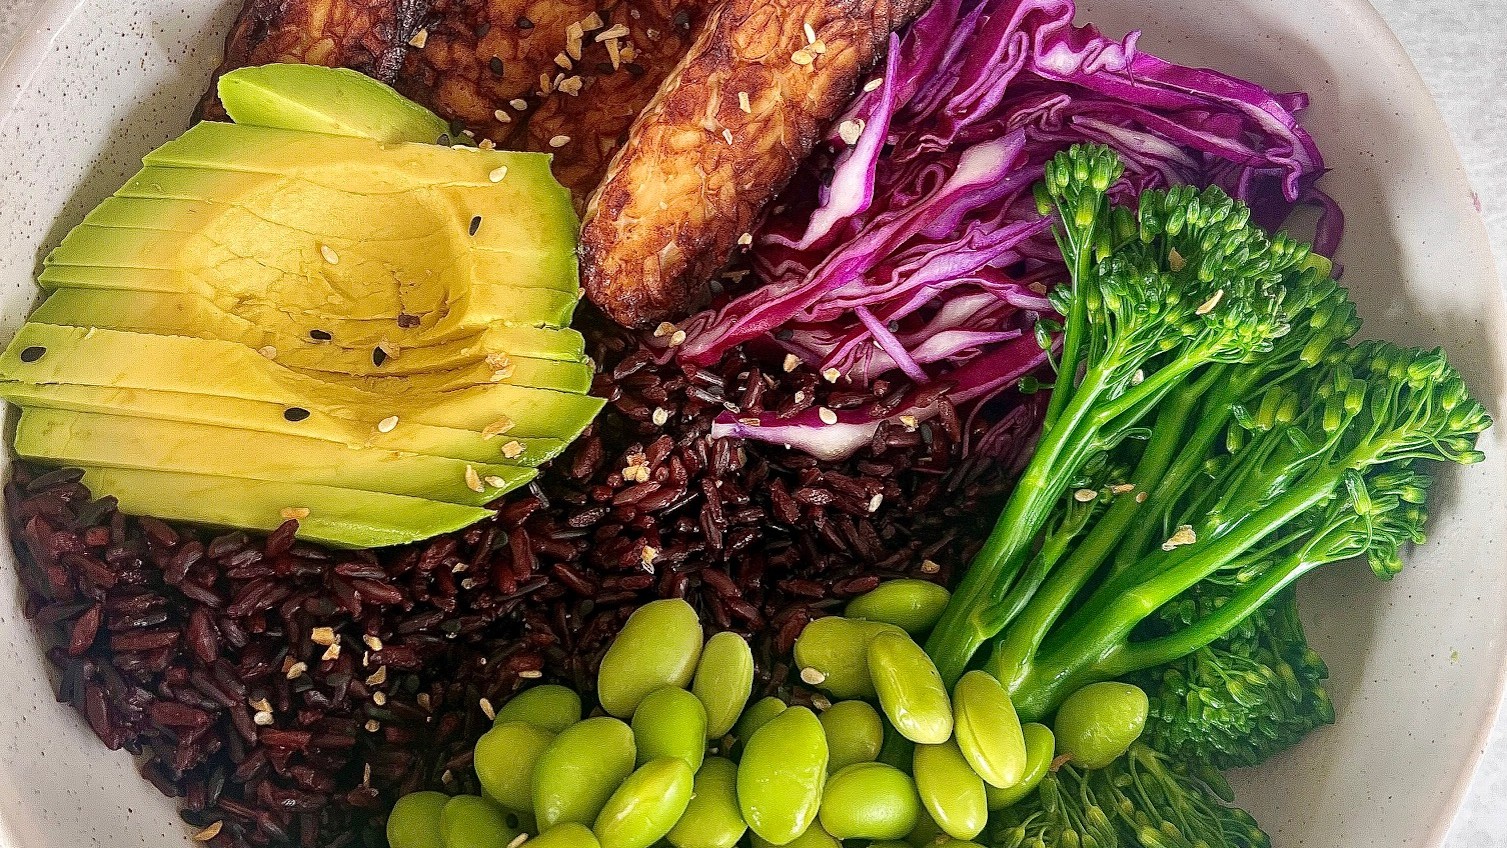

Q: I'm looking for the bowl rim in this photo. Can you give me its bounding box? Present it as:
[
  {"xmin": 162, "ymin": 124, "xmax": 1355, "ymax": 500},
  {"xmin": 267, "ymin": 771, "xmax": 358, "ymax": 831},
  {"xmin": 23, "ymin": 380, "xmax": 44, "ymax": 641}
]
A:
[{"xmin": 0, "ymin": 0, "xmax": 1502, "ymax": 845}]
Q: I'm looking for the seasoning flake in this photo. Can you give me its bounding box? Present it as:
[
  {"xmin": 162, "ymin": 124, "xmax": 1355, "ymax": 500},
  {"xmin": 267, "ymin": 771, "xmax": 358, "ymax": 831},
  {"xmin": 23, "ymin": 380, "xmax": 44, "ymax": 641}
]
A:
[
  {"xmin": 838, "ymin": 119, "xmax": 865, "ymax": 146},
  {"xmin": 596, "ymin": 23, "xmax": 630, "ymax": 41},
  {"xmin": 1161, "ymin": 524, "xmax": 1197, "ymax": 551},
  {"xmin": 465, "ymin": 466, "xmax": 485, "ymax": 493},
  {"xmin": 822, "ymin": 367, "xmax": 841, "ymax": 383},
  {"xmin": 193, "ymin": 822, "xmax": 224, "ymax": 842},
  {"xmin": 482, "ymin": 416, "xmax": 516, "ymax": 439},
  {"xmin": 408, "ymin": 28, "xmax": 429, "ymax": 48},
  {"xmin": 280, "ymin": 506, "xmax": 310, "ymax": 520},
  {"xmin": 652, "ymin": 407, "xmax": 670, "ymax": 426},
  {"xmin": 783, "ymin": 353, "xmax": 801, "ymax": 372},
  {"xmin": 738, "ymin": 91, "xmax": 751, "ymax": 113},
  {"xmin": 501, "ymin": 441, "xmax": 526, "ymax": 459},
  {"xmin": 284, "ymin": 661, "xmax": 308, "ymax": 680}
]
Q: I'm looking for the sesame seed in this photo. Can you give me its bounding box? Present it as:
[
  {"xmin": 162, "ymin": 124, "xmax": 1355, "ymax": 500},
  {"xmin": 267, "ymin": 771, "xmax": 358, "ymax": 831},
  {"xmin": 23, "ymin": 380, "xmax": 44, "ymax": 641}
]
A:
[
  {"xmin": 738, "ymin": 417, "xmax": 761, "ymax": 427},
  {"xmin": 465, "ymin": 466, "xmax": 485, "ymax": 493},
  {"xmin": 1074, "ymin": 488, "xmax": 1098, "ymax": 502},
  {"xmin": 501, "ymin": 441, "xmax": 525, "ymax": 459},
  {"xmin": 377, "ymin": 415, "xmax": 399, "ymax": 433},
  {"xmin": 809, "ymin": 41, "xmax": 826, "ymax": 55},
  {"xmin": 366, "ymin": 666, "xmax": 388, "ymax": 686},
  {"xmin": 309, "ymin": 328, "xmax": 332, "ymax": 341},
  {"xmin": 511, "ymin": 98, "xmax": 530, "ymax": 111},
  {"xmin": 670, "ymin": 330, "xmax": 687, "ymax": 346},
  {"xmin": 373, "ymin": 691, "xmax": 387, "ymax": 705},
  {"xmin": 519, "ymin": 670, "xmax": 544, "ymax": 679},
  {"xmin": 607, "ymin": 40, "xmax": 622, "ymax": 68},
  {"xmin": 507, "ymin": 834, "xmax": 530, "ymax": 848},
  {"xmin": 818, "ymin": 407, "xmax": 838, "ymax": 425},
  {"xmin": 822, "ymin": 367, "xmax": 841, "ymax": 382},
  {"xmin": 489, "ymin": 56, "xmax": 505, "ymax": 76},
  {"xmin": 738, "ymin": 91, "xmax": 751, "ymax": 113},
  {"xmin": 899, "ymin": 414, "xmax": 919, "ymax": 430},
  {"xmin": 253, "ymin": 710, "xmax": 274, "ymax": 726},
  {"xmin": 311, "ymin": 626, "xmax": 337, "ymax": 646},
  {"xmin": 408, "ymin": 28, "xmax": 429, "ymax": 48},
  {"xmin": 868, "ymin": 493, "xmax": 883, "ymax": 512},
  {"xmin": 1196, "ymin": 289, "xmax": 1224, "ymax": 315},
  {"xmin": 479, "ymin": 698, "xmax": 496, "ymax": 720},
  {"xmin": 284, "ymin": 661, "xmax": 308, "ymax": 679},
  {"xmin": 1131, "ymin": 369, "xmax": 1145, "ymax": 385},
  {"xmin": 248, "ymin": 697, "xmax": 272, "ymax": 712},
  {"xmin": 1161, "ymin": 524, "xmax": 1197, "ymax": 551},
  {"xmin": 864, "ymin": 77, "xmax": 884, "ymax": 92},
  {"xmin": 320, "ymin": 244, "xmax": 339, "ymax": 264},
  {"xmin": 193, "ymin": 822, "xmax": 224, "ymax": 842},
  {"xmin": 322, "ymin": 642, "xmax": 341, "ymax": 661},
  {"xmin": 363, "ymin": 635, "xmax": 384, "ymax": 651},
  {"xmin": 558, "ymin": 76, "xmax": 583, "ymax": 96},
  {"xmin": 482, "ymin": 416, "xmax": 516, "ymax": 438},
  {"xmin": 811, "ymin": 694, "xmax": 832, "ymax": 710},
  {"xmin": 470, "ymin": 216, "xmax": 483, "ymax": 236},
  {"xmin": 258, "ymin": 345, "xmax": 277, "ymax": 359},
  {"xmin": 417, "ymin": 694, "xmax": 432, "ymax": 710},
  {"xmin": 493, "ymin": 109, "xmax": 512, "ymax": 124},
  {"xmin": 516, "ymin": 16, "xmax": 534, "ymax": 29},
  {"xmin": 800, "ymin": 666, "xmax": 827, "ymax": 685},
  {"xmin": 654, "ymin": 321, "xmax": 677, "ymax": 337},
  {"xmin": 722, "ymin": 128, "xmax": 734, "ymax": 145},
  {"xmin": 783, "ymin": 353, "xmax": 801, "ymax": 372},
  {"xmin": 280, "ymin": 506, "xmax": 310, "ymax": 520},
  {"xmin": 652, "ymin": 407, "xmax": 670, "ymax": 426},
  {"xmin": 17, "ymin": 346, "xmax": 45, "ymax": 362},
  {"xmin": 921, "ymin": 559, "xmax": 941, "ymax": 574},
  {"xmin": 490, "ymin": 166, "xmax": 509, "ymax": 182},
  {"xmin": 1136, "ymin": 491, "xmax": 1149, "ymax": 503},
  {"xmin": 803, "ymin": 22, "xmax": 818, "ymax": 43},
  {"xmin": 738, "ymin": 232, "xmax": 753, "ymax": 246},
  {"xmin": 365, "ymin": 719, "xmax": 381, "ymax": 733},
  {"xmin": 484, "ymin": 475, "xmax": 507, "ymax": 489},
  {"xmin": 596, "ymin": 23, "xmax": 630, "ymax": 41},
  {"xmin": 1110, "ymin": 483, "xmax": 1136, "ymax": 494},
  {"xmin": 791, "ymin": 48, "xmax": 815, "ymax": 65},
  {"xmin": 549, "ymin": 135, "xmax": 571, "ymax": 148},
  {"xmin": 838, "ymin": 119, "xmax": 865, "ymax": 146}
]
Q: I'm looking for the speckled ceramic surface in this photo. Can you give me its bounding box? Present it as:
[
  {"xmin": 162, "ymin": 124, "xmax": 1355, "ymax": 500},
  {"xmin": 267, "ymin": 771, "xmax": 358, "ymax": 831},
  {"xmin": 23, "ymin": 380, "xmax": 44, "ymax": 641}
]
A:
[{"xmin": 0, "ymin": 1, "xmax": 1502, "ymax": 847}]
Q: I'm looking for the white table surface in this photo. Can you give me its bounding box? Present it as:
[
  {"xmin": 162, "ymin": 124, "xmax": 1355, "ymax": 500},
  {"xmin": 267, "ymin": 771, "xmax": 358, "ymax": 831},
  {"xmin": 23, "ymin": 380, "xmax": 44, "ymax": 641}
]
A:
[{"xmin": 0, "ymin": 0, "xmax": 1503, "ymax": 844}]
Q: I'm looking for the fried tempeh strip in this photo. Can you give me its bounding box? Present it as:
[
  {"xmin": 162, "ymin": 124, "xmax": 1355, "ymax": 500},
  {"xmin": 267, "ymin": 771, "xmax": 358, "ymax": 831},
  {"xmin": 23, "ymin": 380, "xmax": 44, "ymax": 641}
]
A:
[
  {"xmin": 197, "ymin": 0, "xmax": 431, "ymax": 120},
  {"xmin": 580, "ymin": 0, "xmax": 932, "ymax": 327}
]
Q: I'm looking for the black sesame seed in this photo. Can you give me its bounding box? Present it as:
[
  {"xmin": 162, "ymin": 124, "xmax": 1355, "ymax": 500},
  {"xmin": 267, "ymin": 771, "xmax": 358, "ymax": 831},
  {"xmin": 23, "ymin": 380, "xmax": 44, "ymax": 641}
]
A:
[
  {"xmin": 625, "ymin": 62, "xmax": 646, "ymax": 76},
  {"xmin": 437, "ymin": 132, "xmax": 451, "ymax": 146},
  {"xmin": 475, "ymin": 22, "xmax": 492, "ymax": 38},
  {"xmin": 516, "ymin": 16, "xmax": 534, "ymax": 29},
  {"xmin": 309, "ymin": 329, "xmax": 333, "ymax": 341},
  {"xmin": 397, "ymin": 313, "xmax": 421, "ymax": 329},
  {"xmin": 284, "ymin": 407, "xmax": 310, "ymax": 422},
  {"xmin": 373, "ymin": 347, "xmax": 389, "ymax": 367},
  {"xmin": 18, "ymin": 346, "xmax": 45, "ymax": 363},
  {"xmin": 469, "ymin": 216, "xmax": 483, "ymax": 236},
  {"xmin": 489, "ymin": 56, "xmax": 505, "ymax": 76},
  {"xmin": 673, "ymin": 8, "xmax": 691, "ymax": 28}
]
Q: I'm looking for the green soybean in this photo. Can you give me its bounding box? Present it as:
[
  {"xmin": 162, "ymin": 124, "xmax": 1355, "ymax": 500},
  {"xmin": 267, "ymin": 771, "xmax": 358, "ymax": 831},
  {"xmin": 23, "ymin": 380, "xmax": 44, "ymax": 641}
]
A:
[
  {"xmin": 666, "ymin": 757, "xmax": 747, "ymax": 848},
  {"xmin": 387, "ymin": 791, "xmax": 449, "ymax": 848},
  {"xmin": 527, "ymin": 824, "xmax": 602, "ymax": 848},
  {"xmin": 870, "ymin": 842, "xmax": 912, "ymax": 848},
  {"xmin": 867, "ymin": 631, "xmax": 953, "ymax": 744},
  {"xmin": 475, "ymin": 721, "xmax": 555, "ymax": 811},
  {"xmin": 533, "ymin": 717, "xmax": 637, "ymax": 829},
  {"xmin": 985, "ymin": 723, "xmax": 1055, "ymax": 811},
  {"xmin": 440, "ymin": 795, "xmax": 520, "ymax": 848},
  {"xmin": 844, "ymin": 579, "xmax": 951, "ymax": 636},
  {"xmin": 951, "ymin": 670, "xmax": 1027, "ymax": 788},
  {"xmin": 731, "ymin": 696, "xmax": 787, "ymax": 753},
  {"xmin": 792, "ymin": 617, "xmax": 904, "ymax": 699},
  {"xmin": 737, "ymin": 706, "xmax": 829, "ymax": 845},
  {"xmin": 818, "ymin": 762, "xmax": 921, "ymax": 840},
  {"xmin": 593, "ymin": 758, "xmax": 695, "ymax": 848},
  {"xmin": 1053, "ymin": 682, "xmax": 1148, "ymax": 770},
  {"xmin": 905, "ymin": 807, "xmax": 945, "ymax": 848},
  {"xmin": 750, "ymin": 825, "xmax": 841, "ymax": 848},
  {"xmin": 631, "ymin": 686, "xmax": 707, "ymax": 770},
  {"xmin": 494, "ymin": 685, "xmax": 582, "ymax": 733},
  {"xmin": 912, "ymin": 740, "xmax": 987, "ymax": 841},
  {"xmin": 597, "ymin": 599, "xmax": 704, "ymax": 718},
  {"xmin": 691, "ymin": 631, "xmax": 755, "ymax": 739},
  {"xmin": 818, "ymin": 700, "xmax": 884, "ymax": 772}
]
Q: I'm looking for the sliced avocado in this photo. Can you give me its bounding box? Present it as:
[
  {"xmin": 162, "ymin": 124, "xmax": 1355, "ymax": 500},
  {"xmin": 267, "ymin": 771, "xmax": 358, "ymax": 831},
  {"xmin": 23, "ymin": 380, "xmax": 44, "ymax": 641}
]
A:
[
  {"xmin": 16, "ymin": 407, "xmax": 533, "ymax": 507},
  {"xmin": 73, "ymin": 465, "xmax": 493, "ymax": 549},
  {"xmin": 218, "ymin": 65, "xmax": 451, "ymax": 145},
  {"xmin": 32, "ymin": 289, "xmax": 591, "ymax": 369},
  {"xmin": 0, "ymin": 324, "xmax": 604, "ymax": 440},
  {"xmin": 1, "ymin": 383, "xmax": 568, "ymax": 466}
]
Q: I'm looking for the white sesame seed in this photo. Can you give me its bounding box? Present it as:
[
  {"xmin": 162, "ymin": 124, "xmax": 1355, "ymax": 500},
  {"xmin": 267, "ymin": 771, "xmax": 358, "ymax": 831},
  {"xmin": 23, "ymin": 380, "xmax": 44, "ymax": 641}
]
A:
[
  {"xmin": 653, "ymin": 407, "xmax": 670, "ymax": 426},
  {"xmin": 519, "ymin": 670, "xmax": 544, "ymax": 679},
  {"xmin": 669, "ymin": 330, "xmax": 687, "ymax": 346},
  {"xmin": 484, "ymin": 475, "xmax": 507, "ymax": 489},
  {"xmin": 548, "ymin": 135, "xmax": 571, "ymax": 148},
  {"xmin": 654, "ymin": 321, "xmax": 677, "ymax": 338},
  {"xmin": 791, "ymin": 48, "xmax": 815, "ymax": 65},
  {"xmin": 490, "ymin": 166, "xmax": 509, "ymax": 182},
  {"xmin": 838, "ymin": 119, "xmax": 865, "ymax": 145},
  {"xmin": 803, "ymin": 22, "xmax": 818, "ymax": 43},
  {"xmin": 193, "ymin": 822, "xmax": 224, "ymax": 842},
  {"xmin": 558, "ymin": 76, "xmax": 583, "ymax": 96},
  {"xmin": 863, "ymin": 77, "xmax": 884, "ymax": 92},
  {"xmin": 818, "ymin": 407, "xmax": 838, "ymax": 425},
  {"xmin": 899, "ymin": 414, "xmax": 919, "ymax": 430},
  {"xmin": 641, "ymin": 545, "xmax": 658, "ymax": 566},
  {"xmin": 738, "ymin": 232, "xmax": 753, "ymax": 246},
  {"xmin": 1110, "ymin": 483, "xmax": 1136, "ymax": 495},
  {"xmin": 808, "ymin": 40, "xmax": 826, "ymax": 55},
  {"xmin": 253, "ymin": 710, "xmax": 274, "ymax": 726},
  {"xmin": 510, "ymin": 98, "xmax": 529, "ymax": 110},
  {"xmin": 1074, "ymin": 488, "xmax": 1098, "ymax": 502},
  {"xmin": 800, "ymin": 666, "xmax": 827, "ymax": 685},
  {"xmin": 284, "ymin": 661, "xmax": 308, "ymax": 679},
  {"xmin": 868, "ymin": 493, "xmax": 883, "ymax": 512},
  {"xmin": 494, "ymin": 109, "xmax": 512, "ymax": 123},
  {"xmin": 1136, "ymin": 491, "xmax": 1149, "ymax": 503},
  {"xmin": 738, "ymin": 417, "xmax": 761, "ymax": 427},
  {"xmin": 722, "ymin": 128, "xmax": 734, "ymax": 145},
  {"xmin": 377, "ymin": 415, "xmax": 399, "ymax": 433},
  {"xmin": 738, "ymin": 91, "xmax": 751, "ymax": 113},
  {"xmin": 811, "ymin": 694, "xmax": 833, "ymax": 711},
  {"xmin": 373, "ymin": 691, "xmax": 387, "ymax": 706},
  {"xmin": 366, "ymin": 666, "xmax": 388, "ymax": 686},
  {"xmin": 1196, "ymin": 289, "xmax": 1225, "ymax": 316},
  {"xmin": 479, "ymin": 698, "xmax": 496, "ymax": 720},
  {"xmin": 365, "ymin": 719, "xmax": 381, "ymax": 733},
  {"xmin": 248, "ymin": 697, "xmax": 273, "ymax": 712},
  {"xmin": 507, "ymin": 834, "xmax": 530, "ymax": 848},
  {"xmin": 320, "ymin": 244, "xmax": 339, "ymax": 264}
]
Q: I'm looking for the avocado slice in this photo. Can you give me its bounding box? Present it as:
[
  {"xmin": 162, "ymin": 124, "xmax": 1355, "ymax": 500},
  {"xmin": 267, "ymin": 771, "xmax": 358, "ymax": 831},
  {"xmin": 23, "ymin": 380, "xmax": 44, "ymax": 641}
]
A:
[
  {"xmin": 217, "ymin": 65, "xmax": 451, "ymax": 145},
  {"xmin": 1, "ymin": 383, "xmax": 568, "ymax": 466},
  {"xmin": 0, "ymin": 324, "xmax": 604, "ymax": 439},
  {"xmin": 16, "ymin": 407, "xmax": 533, "ymax": 506},
  {"xmin": 73, "ymin": 465, "xmax": 493, "ymax": 549}
]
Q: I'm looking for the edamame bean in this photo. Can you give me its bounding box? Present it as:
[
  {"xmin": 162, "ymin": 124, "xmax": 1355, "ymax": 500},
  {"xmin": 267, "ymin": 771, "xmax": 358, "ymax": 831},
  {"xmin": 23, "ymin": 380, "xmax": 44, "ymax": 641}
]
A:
[
  {"xmin": 440, "ymin": 795, "xmax": 520, "ymax": 848},
  {"xmin": 631, "ymin": 686, "xmax": 707, "ymax": 770},
  {"xmin": 792, "ymin": 617, "xmax": 904, "ymax": 699},
  {"xmin": 597, "ymin": 599, "xmax": 704, "ymax": 718},
  {"xmin": 692, "ymin": 631, "xmax": 755, "ymax": 739},
  {"xmin": 750, "ymin": 824, "xmax": 841, "ymax": 848},
  {"xmin": 593, "ymin": 758, "xmax": 695, "ymax": 848},
  {"xmin": 533, "ymin": 717, "xmax": 637, "ymax": 828},
  {"xmin": 737, "ymin": 706, "xmax": 829, "ymax": 845},
  {"xmin": 818, "ymin": 762, "xmax": 922, "ymax": 840},
  {"xmin": 912, "ymin": 740, "xmax": 987, "ymax": 841},
  {"xmin": 904, "ymin": 807, "xmax": 944, "ymax": 848},
  {"xmin": 867, "ymin": 631, "xmax": 953, "ymax": 744},
  {"xmin": 494, "ymin": 685, "xmax": 582, "ymax": 733},
  {"xmin": 818, "ymin": 700, "xmax": 884, "ymax": 772},
  {"xmin": 952, "ymin": 670, "xmax": 1027, "ymax": 788},
  {"xmin": 844, "ymin": 580, "xmax": 951, "ymax": 636},
  {"xmin": 526, "ymin": 824, "xmax": 601, "ymax": 848},
  {"xmin": 731, "ymin": 696, "xmax": 787, "ymax": 753},
  {"xmin": 475, "ymin": 721, "xmax": 555, "ymax": 811},
  {"xmin": 985, "ymin": 723, "xmax": 1055, "ymax": 811},
  {"xmin": 1053, "ymin": 682, "xmax": 1148, "ymax": 770},
  {"xmin": 666, "ymin": 757, "xmax": 747, "ymax": 848},
  {"xmin": 387, "ymin": 791, "xmax": 449, "ymax": 848}
]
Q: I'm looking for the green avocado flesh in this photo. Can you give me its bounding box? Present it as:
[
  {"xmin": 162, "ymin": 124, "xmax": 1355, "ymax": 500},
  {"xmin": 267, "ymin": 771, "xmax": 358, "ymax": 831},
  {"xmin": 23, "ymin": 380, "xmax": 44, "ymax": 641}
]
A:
[{"xmin": 0, "ymin": 69, "xmax": 600, "ymax": 547}]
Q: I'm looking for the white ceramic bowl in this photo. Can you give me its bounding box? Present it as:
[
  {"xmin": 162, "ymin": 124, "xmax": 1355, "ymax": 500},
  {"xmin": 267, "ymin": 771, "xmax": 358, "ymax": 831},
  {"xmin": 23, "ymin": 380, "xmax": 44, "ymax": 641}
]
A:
[{"xmin": 0, "ymin": 1, "xmax": 1502, "ymax": 846}]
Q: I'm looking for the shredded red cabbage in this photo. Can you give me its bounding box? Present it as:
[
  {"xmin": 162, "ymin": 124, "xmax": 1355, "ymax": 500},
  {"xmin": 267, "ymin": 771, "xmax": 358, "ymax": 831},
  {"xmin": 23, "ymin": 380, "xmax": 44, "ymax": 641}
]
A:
[{"xmin": 693, "ymin": 0, "xmax": 1342, "ymax": 459}]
